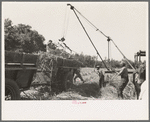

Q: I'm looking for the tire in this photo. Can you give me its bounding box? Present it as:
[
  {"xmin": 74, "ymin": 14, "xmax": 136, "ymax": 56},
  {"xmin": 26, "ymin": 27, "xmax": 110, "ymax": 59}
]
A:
[
  {"xmin": 63, "ymin": 72, "xmax": 73, "ymax": 91},
  {"xmin": 5, "ymin": 79, "xmax": 20, "ymax": 100}
]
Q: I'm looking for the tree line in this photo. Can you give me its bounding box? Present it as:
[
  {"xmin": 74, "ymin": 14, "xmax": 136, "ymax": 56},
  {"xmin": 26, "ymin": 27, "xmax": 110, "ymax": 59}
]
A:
[
  {"xmin": 5, "ymin": 18, "xmax": 46, "ymax": 53},
  {"xmin": 5, "ymin": 18, "xmax": 136, "ymax": 69}
]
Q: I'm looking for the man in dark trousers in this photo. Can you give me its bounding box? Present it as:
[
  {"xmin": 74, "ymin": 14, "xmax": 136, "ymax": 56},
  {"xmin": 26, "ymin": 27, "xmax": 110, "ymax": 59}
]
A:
[
  {"xmin": 96, "ymin": 65, "xmax": 104, "ymax": 89},
  {"xmin": 117, "ymin": 61, "xmax": 129, "ymax": 99},
  {"xmin": 132, "ymin": 63, "xmax": 146, "ymax": 99}
]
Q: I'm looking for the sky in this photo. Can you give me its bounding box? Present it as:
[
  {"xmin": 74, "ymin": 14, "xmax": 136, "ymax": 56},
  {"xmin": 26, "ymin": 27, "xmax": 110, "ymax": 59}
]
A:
[{"xmin": 2, "ymin": 2, "xmax": 148, "ymax": 61}]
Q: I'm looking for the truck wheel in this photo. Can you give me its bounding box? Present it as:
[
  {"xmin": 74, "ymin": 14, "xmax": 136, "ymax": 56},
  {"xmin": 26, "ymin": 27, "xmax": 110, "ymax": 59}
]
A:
[
  {"xmin": 63, "ymin": 72, "xmax": 73, "ymax": 91},
  {"xmin": 5, "ymin": 79, "xmax": 20, "ymax": 100}
]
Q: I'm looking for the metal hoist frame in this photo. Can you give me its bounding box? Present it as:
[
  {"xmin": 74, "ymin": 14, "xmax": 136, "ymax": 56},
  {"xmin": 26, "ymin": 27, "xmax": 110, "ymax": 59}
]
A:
[{"xmin": 67, "ymin": 4, "xmax": 135, "ymax": 71}]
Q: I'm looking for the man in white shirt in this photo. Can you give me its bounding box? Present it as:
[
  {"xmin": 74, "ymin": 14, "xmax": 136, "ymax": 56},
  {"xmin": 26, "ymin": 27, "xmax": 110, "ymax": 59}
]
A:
[{"xmin": 132, "ymin": 63, "xmax": 146, "ymax": 100}]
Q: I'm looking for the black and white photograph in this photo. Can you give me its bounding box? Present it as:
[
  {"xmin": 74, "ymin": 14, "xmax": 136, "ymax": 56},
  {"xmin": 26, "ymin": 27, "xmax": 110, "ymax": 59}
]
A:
[{"xmin": 2, "ymin": 1, "xmax": 149, "ymax": 120}]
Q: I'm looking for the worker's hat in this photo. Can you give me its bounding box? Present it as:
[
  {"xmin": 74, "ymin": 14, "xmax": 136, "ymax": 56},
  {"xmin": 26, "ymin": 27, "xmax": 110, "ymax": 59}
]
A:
[
  {"xmin": 120, "ymin": 61, "xmax": 126, "ymax": 66},
  {"xmin": 96, "ymin": 65, "xmax": 100, "ymax": 69}
]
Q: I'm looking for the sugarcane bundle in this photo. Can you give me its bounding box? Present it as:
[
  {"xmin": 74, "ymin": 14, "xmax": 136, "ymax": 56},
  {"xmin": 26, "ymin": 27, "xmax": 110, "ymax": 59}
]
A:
[
  {"xmin": 5, "ymin": 51, "xmax": 23, "ymax": 63},
  {"xmin": 36, "ymin": 52, "xmax": 83, "ymax": 79},
  {"xmin": 37, "ymin": 52, "xmax": 63, "ymax": 70},
  {"xmin": 32, "ymin": 52, "xmax": 84, "ymax": 86},
  {"xmin": 5, "ymin": 51, "xmax": 38, "ymax": 64},
  {"xmin": 36, "ymin": 52, "xmax": 65, "ymax": 81},
  {"xmin": 23, "ymin": 53, "xmax": 38, "ymax": 63},
  {"xmin": 37, "ymin": 52, "xmax": 82, "ymax": 69}
]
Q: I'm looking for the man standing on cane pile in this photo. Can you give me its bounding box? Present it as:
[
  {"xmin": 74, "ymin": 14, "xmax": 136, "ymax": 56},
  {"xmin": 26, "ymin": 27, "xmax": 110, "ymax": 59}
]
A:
[{"xmin": 116, "ymin": 61, "xmax": 129, "ymax": 99}]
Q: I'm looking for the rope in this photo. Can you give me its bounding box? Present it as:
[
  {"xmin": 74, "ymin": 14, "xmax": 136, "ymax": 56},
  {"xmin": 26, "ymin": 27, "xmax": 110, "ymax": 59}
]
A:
[
  {"xmin": 74, "ymin": 8, "xmax": 108, "ymax": 38},
  {"xmin": 61, "ymin": 6, "xmax": 67, "ymax": 38},
  {"xmin": 111, "ymin": 39, "xmax": 135, "ymax": 70},
  {"xmin": 62, "ymin": 6, "xmax": 70, "ymax": 39},
  {"xmin": 64, "ymin": 8, "xmax": 70, "ymax": 37}
]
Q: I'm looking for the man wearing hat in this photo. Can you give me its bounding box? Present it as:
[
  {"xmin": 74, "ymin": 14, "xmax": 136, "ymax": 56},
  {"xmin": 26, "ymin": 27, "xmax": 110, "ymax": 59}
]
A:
[
  {"xmin": 96, "ymin": 65, "xmax": 104, "ymax": 89},
  {"xmin": 117, "ymin": 61, "xmax": 129, "ymax": 99},
  {"xmin": 133, "ymin": 63, "xmax": 146, "ymax": 99},
  {"xmin": 73, "ymin": 68, "xmax": 85, "ymax": 83}
]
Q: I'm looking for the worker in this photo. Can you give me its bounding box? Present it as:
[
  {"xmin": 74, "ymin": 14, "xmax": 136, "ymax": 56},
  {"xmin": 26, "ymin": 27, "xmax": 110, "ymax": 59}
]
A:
[
  {"xmin": 132, "ymin": 63, "xmax": 146, "ymax": 99},
  {"xmin": 73, "ymin": 68, "xmax": 85, "ymax": 83},
  {"xmin": 116, "ymin": 61, "xmax": 129, "ymax": 99},
  {"xmin": 132, "ymin": 63, "xmax": 141, "ymax": 99},
  {"xmin": 137, "ymin": 63, "xmax": 146, "ymax": 85},
  {"xmin": 47, "ymin": 40, "xmax": 56, "ymax": 50},
  {"xmin": 96, "ymin": 65, "xmax": 104, "ymax": 89},
  {"xmin": 134, "ymin": 63, "xmax": 146, "ymax": 99}
]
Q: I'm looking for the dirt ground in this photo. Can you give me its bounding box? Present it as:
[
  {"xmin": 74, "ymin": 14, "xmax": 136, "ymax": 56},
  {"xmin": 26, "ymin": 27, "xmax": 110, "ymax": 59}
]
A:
[{"xmin": 21, "ymin": 68, "xmax": 137, "ymax": 100}]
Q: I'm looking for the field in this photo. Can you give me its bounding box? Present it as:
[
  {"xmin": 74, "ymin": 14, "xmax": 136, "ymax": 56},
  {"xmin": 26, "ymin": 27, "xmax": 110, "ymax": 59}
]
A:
[{"xmin": 21, "ymin": 68, "xmax": 137, "ymax": 100}]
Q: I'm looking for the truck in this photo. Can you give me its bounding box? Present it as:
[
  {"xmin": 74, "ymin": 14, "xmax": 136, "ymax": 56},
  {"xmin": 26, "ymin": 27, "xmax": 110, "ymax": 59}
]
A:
[{"xmin": 5, "ymin": 51, "xmax": 82, "ymax": 100}]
